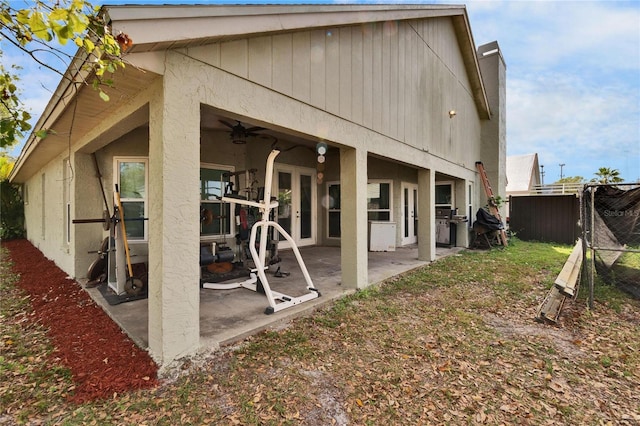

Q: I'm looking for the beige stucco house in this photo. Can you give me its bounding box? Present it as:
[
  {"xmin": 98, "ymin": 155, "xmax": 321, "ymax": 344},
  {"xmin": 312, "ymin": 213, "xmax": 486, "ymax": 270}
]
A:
[{"xmin": 9, "ymin": 4, "xmax": 506, "ymax": 365}]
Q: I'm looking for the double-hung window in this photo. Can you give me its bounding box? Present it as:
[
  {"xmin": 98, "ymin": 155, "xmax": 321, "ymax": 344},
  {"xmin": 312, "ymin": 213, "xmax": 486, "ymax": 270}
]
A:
[
  {"xmin": 115, "ymin": 157, "xmax": 148, "ymax": 241},
  {"xmin": 200, "ymin": 164, "xmax": 234, "ymax": 238},
  {"xmin": 367, "ymin": 180, "xmax": 392, "ymax": 221},
  {"xmin": 327, "ymin": 182, "xmax": 341, "ymax": 238},
  {"xmin": 435, "ymin": 182, "xmax": 454, "ymax": 210},
  {"xmin": 325, "ymin": 180, "xmax": 393, "ymax": 238}
]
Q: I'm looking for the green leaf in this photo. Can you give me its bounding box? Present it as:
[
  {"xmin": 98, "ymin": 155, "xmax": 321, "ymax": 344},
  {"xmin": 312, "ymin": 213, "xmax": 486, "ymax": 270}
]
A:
[
  {"xmin": 29, "ymin": 12, "xmax": 51, "ymax": 41},
  {"xmin": 83, "ymin": 38, "xmax": 95, "ymax": 53},
  {"xmin": 35, "ymin": 129, "xmax": 49, "ymax": 139},
  {"xmin": 74, "ymin": 37, "xmax": 83, "ymax": 47},
  {"xmin": 49, "ymin": 8, "xmax": 69, "ymax": 22},
  {"xmin": 0, "ymin": 10, "xmax": 11, "ymax": 25},
  {"xmin": 56, "ymin": 25, "xmax": 72, "ymax": 44},
  {"xmin": 16, "ymin": 10, "xmax": 30, "ymax": 25},
  {"xmin": 67, "ymin": 13, "xmax": 88, "ymax": 35},
  {"xmin": 99, "ymin": 90, "xmax": 110, "ymax": 102}
]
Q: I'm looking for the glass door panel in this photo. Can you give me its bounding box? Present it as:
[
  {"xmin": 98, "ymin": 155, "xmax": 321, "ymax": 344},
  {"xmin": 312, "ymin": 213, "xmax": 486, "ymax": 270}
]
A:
[
  {"xmin": 274, "ymin": 165, "xmax": 316, "ymax": 248},
  {"xmin": 277, "ymin": 171, "xmax": 292, "ymax": 238},
  {"xmin": 401, "ymin": 182, "xmax": 418, "ymax": 245}
]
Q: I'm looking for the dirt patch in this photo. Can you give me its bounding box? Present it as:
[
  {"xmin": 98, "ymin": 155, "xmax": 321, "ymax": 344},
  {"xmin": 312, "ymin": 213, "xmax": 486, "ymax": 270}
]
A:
[
  {"xmin": 485, "ymin": 313, "xmax": 585, "ymax": 359},
  {"xmin": 301, "ymin": 369, "xmax": 349, "ymax": 425},
  {"xmin": 3, "ymin": 239, "xmax": 158, "ymax": 403}
]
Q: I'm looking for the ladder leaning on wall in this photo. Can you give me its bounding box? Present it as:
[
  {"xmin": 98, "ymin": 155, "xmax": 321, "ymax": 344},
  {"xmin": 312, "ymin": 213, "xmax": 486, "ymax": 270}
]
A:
[{"xmin": 476, "ymin": 161, "xmax": 508, "ymax": 246}]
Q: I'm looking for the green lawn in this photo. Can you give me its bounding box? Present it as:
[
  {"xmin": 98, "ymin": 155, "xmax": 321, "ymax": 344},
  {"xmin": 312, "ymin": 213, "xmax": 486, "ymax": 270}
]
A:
[{"xmin": 2, "ymin": 240, "xmax": 639, "ymax": 425}]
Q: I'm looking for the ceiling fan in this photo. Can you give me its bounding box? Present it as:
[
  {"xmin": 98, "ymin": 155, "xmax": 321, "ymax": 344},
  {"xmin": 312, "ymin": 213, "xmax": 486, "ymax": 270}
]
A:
[{"xmin": 220, "ymin": 120, "xmax": 266, "ymax": 144}]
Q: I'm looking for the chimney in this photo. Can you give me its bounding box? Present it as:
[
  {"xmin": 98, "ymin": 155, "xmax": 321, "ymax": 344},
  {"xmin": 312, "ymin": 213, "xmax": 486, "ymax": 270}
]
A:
[{"xmin": 478, "ymin": 41, "xmax": 507, "ymax": 216}]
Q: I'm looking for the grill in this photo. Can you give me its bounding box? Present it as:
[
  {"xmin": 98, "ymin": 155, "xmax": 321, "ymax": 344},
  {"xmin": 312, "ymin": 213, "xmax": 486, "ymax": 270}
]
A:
[{"xmin": 436, "ymin": 208, "xmax": 467, "ymax": 247}]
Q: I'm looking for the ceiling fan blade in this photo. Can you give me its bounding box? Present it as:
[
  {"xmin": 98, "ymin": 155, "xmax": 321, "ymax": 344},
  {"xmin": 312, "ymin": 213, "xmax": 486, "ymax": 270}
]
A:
[
  {"xmin": 219, "ymin": 120, "xmax": 235, "ymax": 129},
  {"xmin": 245, "ymin": 126, "xmax": 265, "ymax": 133}
]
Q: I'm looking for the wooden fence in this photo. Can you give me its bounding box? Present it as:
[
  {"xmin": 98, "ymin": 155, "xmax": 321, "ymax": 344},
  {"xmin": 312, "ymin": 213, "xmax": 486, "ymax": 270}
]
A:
[{"xmin": 508, "ymin": 195, "xmax": 580, "ymax": 244}]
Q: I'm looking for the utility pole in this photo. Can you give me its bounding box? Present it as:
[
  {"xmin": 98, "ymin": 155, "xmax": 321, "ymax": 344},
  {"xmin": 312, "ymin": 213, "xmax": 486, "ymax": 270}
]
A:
[
  {"xmin": 540, "ymin": 164, "xmax": 545, "ymax": 185},
  {"xmin": 559, "ymin": 163, "xmax": 565, "ymax": 180}
]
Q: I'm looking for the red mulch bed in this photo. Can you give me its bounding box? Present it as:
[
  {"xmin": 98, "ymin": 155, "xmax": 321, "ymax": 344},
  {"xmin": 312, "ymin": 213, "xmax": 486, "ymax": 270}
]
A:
[{"xmin": 3, "ymin": 239, "xmax": 158, "ymax": 403}]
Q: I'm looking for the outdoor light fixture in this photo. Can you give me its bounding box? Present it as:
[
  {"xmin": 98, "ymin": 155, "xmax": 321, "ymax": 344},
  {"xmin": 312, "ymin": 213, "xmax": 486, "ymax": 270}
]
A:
[
  {"xmin": 230, "ymin": 125, "xmax": 247, "ymax": 144},
  {"xmin": 231, "ymin": 133, "xmax": 246, "ymax": 144},
  {"xmin": 220, "ymin": 120, "xmax": 266, "ymax": 144},
  {"xmin": 449, "ymin": 110, "xmax": 457, "ymax": 118}
]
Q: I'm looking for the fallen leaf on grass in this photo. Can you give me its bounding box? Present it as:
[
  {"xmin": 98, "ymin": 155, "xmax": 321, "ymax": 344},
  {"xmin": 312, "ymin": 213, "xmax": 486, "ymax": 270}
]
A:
[{"xmin": 548, "ymin": 380, "xmax": 565, "ymax": 393}]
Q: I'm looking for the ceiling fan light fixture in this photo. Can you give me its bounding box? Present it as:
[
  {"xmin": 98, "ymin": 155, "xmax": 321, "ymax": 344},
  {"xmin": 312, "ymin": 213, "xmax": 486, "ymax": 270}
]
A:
[
  {"xmin": 220, "ymin": 119, "xmax": 267, "ymax": 144},
  {"xmin": 231, "ymin": 133, "xmax": 246, "ymax": 144}
]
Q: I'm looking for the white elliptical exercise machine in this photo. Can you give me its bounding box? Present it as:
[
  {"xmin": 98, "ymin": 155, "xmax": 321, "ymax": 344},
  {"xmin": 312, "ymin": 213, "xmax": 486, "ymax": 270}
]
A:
[{"xmin": 202, "ymin": 149, "xmax": 321, "ymax": 314}]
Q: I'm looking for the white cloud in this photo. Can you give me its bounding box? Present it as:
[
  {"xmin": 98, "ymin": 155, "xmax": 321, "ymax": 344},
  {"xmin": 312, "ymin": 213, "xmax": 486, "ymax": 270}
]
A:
[
  {"xmin": 469, "ymin": 1, "xmax": 640, "ymax": 72},
  {"xmin": 465, "ymin": 0, "xmax": 640, "ymax": 181},
  {"xmin": 507, "ymin": 71, "xmax": 639, "ymax": 179}
]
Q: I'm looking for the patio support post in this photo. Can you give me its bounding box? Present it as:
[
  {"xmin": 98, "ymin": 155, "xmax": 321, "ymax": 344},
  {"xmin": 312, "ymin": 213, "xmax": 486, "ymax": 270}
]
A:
[
  {"xmin": 340, "ymin": 147, "xmax": 368, "ymax": 289},
  {"xmin": 147, "ymin": 58, "xmax": 200, "ymax": 365},
  {"xmin": 417, "ymin": 168, "xmax": 436, "ymax": 262},
  {"xmin": 455, "ymin": 179, "xmax": 470, "ymax": 247},
  {"xmin": 72, "ymin": 152, "xmax": 103, "ymax": 278}
]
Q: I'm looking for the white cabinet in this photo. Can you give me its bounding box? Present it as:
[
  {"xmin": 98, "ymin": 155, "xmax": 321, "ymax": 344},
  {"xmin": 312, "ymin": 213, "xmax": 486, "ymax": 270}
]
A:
[{"xmin": 368, "ymin": 221, "xmax": 396, "ymax": 252}]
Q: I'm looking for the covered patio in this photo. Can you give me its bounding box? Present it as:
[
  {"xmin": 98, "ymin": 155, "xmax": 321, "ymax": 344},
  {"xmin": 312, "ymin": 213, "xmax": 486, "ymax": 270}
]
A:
[{"xmin": 85, "ymin": 245, "xmax": 463, "ymax": 353}]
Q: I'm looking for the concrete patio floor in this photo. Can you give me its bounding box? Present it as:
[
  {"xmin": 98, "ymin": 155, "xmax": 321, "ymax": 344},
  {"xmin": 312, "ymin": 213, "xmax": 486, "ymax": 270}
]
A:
[{"xmin": 85, "ymin": 245, "xmax": 463, "ymax": 352}]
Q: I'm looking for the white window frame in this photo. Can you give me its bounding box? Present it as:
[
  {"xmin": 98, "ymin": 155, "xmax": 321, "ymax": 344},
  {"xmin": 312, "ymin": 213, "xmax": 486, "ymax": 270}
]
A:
[
  {"xmin": 200, "ymin": 163, "xmax": 235, "ymax": 241},
  {"xmin": 468, "ymin": 183, "xmax": 474, "ymax": 229},
  {"xmin": 63, "ymin": 157, "xmax": 71, "ymax": 246},
  {"xmin": 114, "ymin": 157, "xmax": 149, "ymax": 242},
  {"xmin": 326, "ymin": 181, "xmax": 341, "ymax": 239},
  {"xmin": 367, "ymin": 179, "xmax": 393, "ymax": 222},
  {"xmin": 325, "ymin": 180, "xmax": 394, "ymax": 239},
  {"xmin": 41, "ymin": 173, "xmax": 46, "ymax": 240},
  {"xmin": 435, "ymin": 181, "xmax": 455, "ymax": 210}
]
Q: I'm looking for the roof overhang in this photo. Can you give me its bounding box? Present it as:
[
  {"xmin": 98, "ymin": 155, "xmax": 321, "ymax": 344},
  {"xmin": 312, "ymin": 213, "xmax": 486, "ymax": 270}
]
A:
[
  {"xmin": 9, "ymin": 47, "xmax": 159, "ymax": 183},
  {"xmin": 107, "ymin": 4, "xmax": 463, "ymax": 51},
  {"xmin": 10, "ymin": 4, "xmax": 490, "ymax": 183}
]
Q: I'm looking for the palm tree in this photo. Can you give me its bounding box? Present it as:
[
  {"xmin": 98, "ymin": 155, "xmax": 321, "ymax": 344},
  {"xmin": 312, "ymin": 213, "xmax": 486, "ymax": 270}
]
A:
[{"xmin": 592, "ymin": 167, "xmax": 624, "ymax": 184}]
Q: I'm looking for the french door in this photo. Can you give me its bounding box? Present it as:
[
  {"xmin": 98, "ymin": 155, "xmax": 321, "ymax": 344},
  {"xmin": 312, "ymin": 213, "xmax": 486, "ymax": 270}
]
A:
[
  {"xmin": 273, "ymin": 165, "xmax": 317, "ymax": 248},
  {"xmin": 401, "ymin": 182, "xmax": 418, "ymax": 245}
]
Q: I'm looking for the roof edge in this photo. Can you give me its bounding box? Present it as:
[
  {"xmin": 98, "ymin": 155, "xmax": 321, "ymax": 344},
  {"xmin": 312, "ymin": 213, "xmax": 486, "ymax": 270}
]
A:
[{"xmin": 106, "ymin": 4, "xmax": 468, "ymax": 52}]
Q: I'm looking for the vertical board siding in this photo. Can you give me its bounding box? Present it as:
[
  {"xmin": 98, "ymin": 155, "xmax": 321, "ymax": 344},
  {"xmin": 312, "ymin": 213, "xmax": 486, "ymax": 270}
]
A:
[
  {"xmin": 325, "ymin": 28, "xmax": 340, "ymax": 115},
  {"xmin": 371, "ymin": 24, "xmax": 383, "ymax": 133},
  {"xmin": 388, "ymin": 21, "xmax": 399, "ymax": 138},
  {"xmin": 339, "ymin": 27, "xmax": 352, "ymax": 121},
  {"xmin": 362, "ymin": 25, "xmax": 373, "ymax": 128},
  {"xmin": 212, "ymin": 16, "xmax": 478, "ymax": 161},
  {"xmin": 292, "ymin": 32, "xmax": 311, "ymax": 104},
  {"xmin": 309, "ymin": 30, "xmax": 326, "ymax": 109},
  {"xmin": 396, "ymin": 22, "xmax": 406, "ymax": 142},
  {"xmin": 509, "ymin": 195, "xmax": 580, "ymax": 245},
  {"xmin": 272, "ymin": 34, "xmax": 293, "ymax": 95},
  {"xmin": 220, "ymin": 39, "xmax": 248, "ymax": 77},
  {"xmin": 248, "ymin": 36, "xmax": 272, "ymax": 87},
  {"xmin": 350, "ymin": 28, "xmax": 364, "ymax": 124},
  {"xmin": 405, "ymin": 22, "xmax": 417, "ymax": 148},
  {"xmin": 381, "ymin": 22, "xmax": 391, "ymax": 135}
]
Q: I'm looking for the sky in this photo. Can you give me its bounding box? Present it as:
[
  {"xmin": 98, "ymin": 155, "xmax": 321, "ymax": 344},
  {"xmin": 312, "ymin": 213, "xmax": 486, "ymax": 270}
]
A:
[{"xmin": 3, "ymin": 0, "xmax": 640, "ymax": 183}]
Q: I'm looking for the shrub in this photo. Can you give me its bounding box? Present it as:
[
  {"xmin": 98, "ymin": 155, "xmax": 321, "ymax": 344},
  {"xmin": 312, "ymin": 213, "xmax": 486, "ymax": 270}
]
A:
[{"xmin": 1, "ymin": 179, "xmax": 25, "ymax": 240}]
